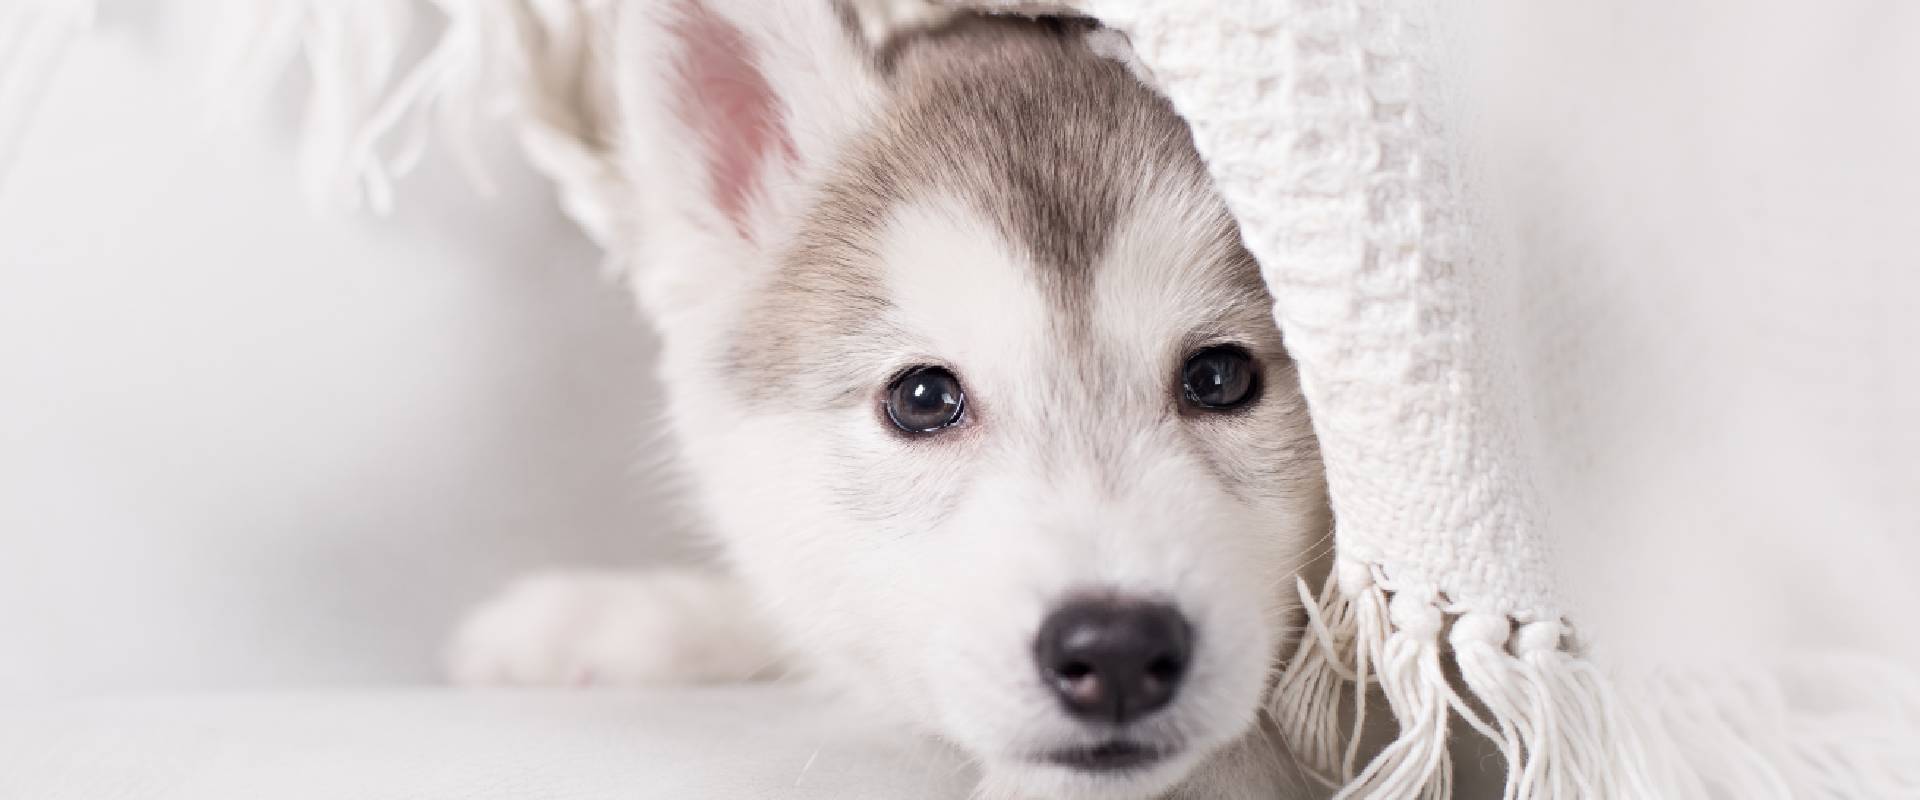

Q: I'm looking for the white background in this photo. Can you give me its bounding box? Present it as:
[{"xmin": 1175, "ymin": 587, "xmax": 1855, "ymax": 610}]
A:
[{"xmin": 0, "ymin": 4, "xmax": 694, "ymax": 698}]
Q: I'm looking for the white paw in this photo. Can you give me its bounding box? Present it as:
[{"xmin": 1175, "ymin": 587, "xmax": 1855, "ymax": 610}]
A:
[{"xmin": 445, "ymin": 569, "xmax": 779, "ymax": 687}]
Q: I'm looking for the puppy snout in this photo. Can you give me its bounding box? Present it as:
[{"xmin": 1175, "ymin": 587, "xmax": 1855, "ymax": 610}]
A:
[{"xmin": 1033, "ymin": 599, "xmax": 1192, "ymax": 725}]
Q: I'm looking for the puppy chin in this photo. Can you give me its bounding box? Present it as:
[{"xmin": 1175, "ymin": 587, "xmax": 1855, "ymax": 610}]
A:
[{"xmin": 971, "ymin": 747, "xmax": 1209, "ymax": 800}]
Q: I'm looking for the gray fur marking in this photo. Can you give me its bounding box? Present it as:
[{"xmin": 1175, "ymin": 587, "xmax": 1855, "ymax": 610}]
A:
[{"xmin": 730, "ymin": 16, "xmax": 1266, "ymax": 404}]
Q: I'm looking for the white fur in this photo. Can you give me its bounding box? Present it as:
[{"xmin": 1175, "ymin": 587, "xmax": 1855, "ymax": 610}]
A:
[
  {"xmin": 451, "ymin": 4, "xmax": 1323, "ymax": 798},
  {"xmin": 447, "ymin": 570, "xmax": 777, "ymax": 687},
  {"xmin": 878, "ymin": 197, "xmax": 1050, "ymax": 383}
]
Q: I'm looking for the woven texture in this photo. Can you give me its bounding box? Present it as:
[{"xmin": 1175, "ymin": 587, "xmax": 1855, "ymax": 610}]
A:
[{"xmin": 1062, "ymin": 0, "xmax": 1556, "ymax": 622}]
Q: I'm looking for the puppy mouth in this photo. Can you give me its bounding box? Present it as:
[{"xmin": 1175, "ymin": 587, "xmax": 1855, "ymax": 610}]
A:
[{"xmin": 1042, "ymin": 740, "xmax": 1171, "ymax": 773}]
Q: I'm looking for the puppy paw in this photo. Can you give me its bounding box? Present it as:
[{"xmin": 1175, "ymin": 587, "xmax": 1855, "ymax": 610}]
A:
[{"xmin": 446, "ymin": 569, "xmax": 779, "ymax": 687}]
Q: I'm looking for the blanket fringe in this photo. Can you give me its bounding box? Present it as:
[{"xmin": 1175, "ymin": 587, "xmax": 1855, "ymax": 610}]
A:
[
  {"xmin": 1273, "ymin": 556, "xmax": 1920, "ymax": 799},
  {"xmin": 202, "ymin": 0, "xmax": 626, "ymax": 248},
  {"xmin": 1274, "ymin": 557, "xmax": 1660, "ymax": 800}
]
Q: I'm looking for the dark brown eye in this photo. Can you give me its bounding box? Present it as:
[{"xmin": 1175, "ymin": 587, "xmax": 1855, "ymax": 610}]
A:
[
  {"xmin": 885, "ymin": 366, "xmax": 966, "ymax": 433},
  {"xmin": 1182, "ymin": 346, "xmax": 1259, "ymax": 410}
]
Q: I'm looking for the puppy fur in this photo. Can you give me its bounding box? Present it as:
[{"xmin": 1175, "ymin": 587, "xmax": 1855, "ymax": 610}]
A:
[{"xmin": 451, "ymin": 4, "xmax": 1330, "ymax": 798}]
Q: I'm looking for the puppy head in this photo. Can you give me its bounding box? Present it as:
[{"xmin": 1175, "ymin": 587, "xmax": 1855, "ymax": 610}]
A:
[{"xmin": 620, "ymin": 4, "xmax": 1326, "ymax": 796}]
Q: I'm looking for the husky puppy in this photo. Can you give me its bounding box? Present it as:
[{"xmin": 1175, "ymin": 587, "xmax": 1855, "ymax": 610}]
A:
[{"xmin": 451, "ymin": 3, "xmax": 1328, "ymax": 797}]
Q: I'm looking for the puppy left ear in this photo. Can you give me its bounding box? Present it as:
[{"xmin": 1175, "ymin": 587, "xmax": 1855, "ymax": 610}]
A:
[{"xmin": 615, "ymin": 0, "xmax": 891, "ymax": 316}]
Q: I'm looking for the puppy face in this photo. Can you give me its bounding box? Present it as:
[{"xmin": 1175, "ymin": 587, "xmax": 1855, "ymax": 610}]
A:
[{"xmin": 620, "ymin": 5, "xmax": 1325, "ymax": 797}]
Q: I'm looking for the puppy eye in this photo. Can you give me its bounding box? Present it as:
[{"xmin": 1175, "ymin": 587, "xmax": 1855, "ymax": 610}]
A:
[
  {"xmin": 1182, "ymin": 346, "xmax": 1259, "ymax": 411},
  {"xmin": 885, "ymin": 366, "xmax": 966, "ymax": 434}
]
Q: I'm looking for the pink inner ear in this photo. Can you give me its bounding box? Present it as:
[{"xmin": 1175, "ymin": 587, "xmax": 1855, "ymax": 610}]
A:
[{"xmin": 671, "ymin": 1, "xmax": 798, "ymax": 239}]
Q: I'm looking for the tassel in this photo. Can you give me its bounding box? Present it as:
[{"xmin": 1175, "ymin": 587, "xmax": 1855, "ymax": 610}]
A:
[
  {"xmin": 1271, "ymin": 556, "xmax": 1672, "ymax": 799},
  {"xmin": 202, "ymin": 0, "xmax": 625, "ymax": 233},
  {"xmin": 1334, "ymin": 586, "xmax": 1459, "ymax": 800},
  {"xmin": 1273, "ymin": 564, "xmax": 1361, "ymax": 788}
]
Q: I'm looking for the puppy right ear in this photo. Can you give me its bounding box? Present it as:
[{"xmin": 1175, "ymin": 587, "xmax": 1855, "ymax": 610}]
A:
[{"xmin": 616, "ymin": 0, "xmax": 890, "ymax": 318}]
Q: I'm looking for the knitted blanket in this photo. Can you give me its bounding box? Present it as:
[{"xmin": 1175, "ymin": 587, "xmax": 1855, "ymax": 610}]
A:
[{"xmin": 9, "ymin": 0, "xmax": 1915, "ymax": 796}]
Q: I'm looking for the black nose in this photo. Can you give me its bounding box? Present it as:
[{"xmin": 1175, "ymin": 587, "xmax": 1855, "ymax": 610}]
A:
[{"xmin": 1034, "ymin": 599, "xmax": 1193, "ymax": 725}]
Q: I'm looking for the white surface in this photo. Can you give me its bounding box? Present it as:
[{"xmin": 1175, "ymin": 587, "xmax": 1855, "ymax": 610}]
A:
[
  {"xmin": 0, "ymin": 4, "xmax": 693, "ymax": 699},
  {"xmin": 0, "ymin": 687, "xmax": 974, "ymax": 800}
]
